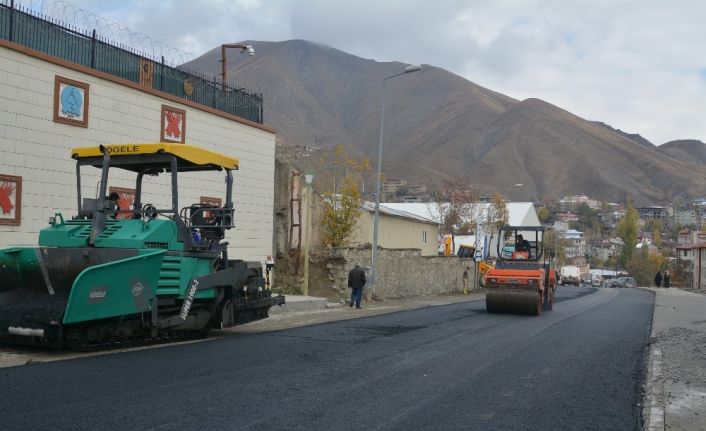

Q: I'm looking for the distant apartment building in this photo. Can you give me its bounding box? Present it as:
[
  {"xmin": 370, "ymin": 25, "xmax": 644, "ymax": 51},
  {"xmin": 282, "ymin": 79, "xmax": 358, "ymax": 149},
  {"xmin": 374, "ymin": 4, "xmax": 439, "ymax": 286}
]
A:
[
  {"xmin": 382, "ymin": 179, "xmax": 406, "ymax": 194},
  {"xmin": 674, "ymin": 208, "xmax": 698, "ymax": 227},
  {"xmin": 598, "ymin": 203, "xmax": 624, "ymax": 229},
  {"xmin": 590, "ymin": 238, "xmax": 622, "ymax": 262},
  {"xmin": 407, "ymin": 184, "xmax": 427, "ymax": 195},
  {"xmin": 637, "ymin": 206, "xmax": 668, "ymax": 223},
  {"xmin": 562, "ymin": 229, "xmax": 585, "ymax": 258}
]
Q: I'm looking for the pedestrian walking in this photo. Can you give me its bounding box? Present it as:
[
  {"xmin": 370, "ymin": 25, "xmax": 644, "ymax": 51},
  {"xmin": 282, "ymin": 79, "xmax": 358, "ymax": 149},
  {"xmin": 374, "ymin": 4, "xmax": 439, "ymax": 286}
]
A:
[
  {"xmin": 654, "ymin": 270, "xmax": 662, "ymax": 288},
  {"xmin": 462, "ymin": 267, "xmax": 469, "ymax": 294},
  {"xmin": 664, "ymin": 270, "xmax": 670, "ymax": 288},
  {"xmin": 348, "ymin": 264, "xmax": 366, "ymax": 309}
]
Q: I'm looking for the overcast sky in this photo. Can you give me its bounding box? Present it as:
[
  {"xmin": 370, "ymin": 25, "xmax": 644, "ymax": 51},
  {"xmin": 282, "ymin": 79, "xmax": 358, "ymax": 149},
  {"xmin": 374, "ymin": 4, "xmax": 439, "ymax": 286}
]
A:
[{"xmin": 35, "ymin": 0, "xmax": 706, "ymax": 145}]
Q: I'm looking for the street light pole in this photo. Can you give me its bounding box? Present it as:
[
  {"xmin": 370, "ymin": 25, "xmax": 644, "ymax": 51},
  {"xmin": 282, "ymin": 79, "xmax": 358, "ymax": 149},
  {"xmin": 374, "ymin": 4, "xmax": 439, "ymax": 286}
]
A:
[
  {"xmin": 220, "ymin": 43, "xmax": 255, "ymax": 87},
  {"xmin": 370, "ymin": 64, "xmax": 422, "ymax": 293},
  {"xmin": 302, "ymin": 173, "xmax": 314, "ymax": 296}
]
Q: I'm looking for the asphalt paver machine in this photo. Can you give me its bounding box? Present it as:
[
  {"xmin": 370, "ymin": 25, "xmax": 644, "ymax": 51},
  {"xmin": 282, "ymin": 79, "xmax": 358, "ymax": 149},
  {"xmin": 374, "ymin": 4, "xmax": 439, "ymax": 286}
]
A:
[
  {"xmin": 0, "ymin": 143, "xmax": 284, "ymax": 349},
  {"xmin": 484, "ymin": 226, "xmax": 556, "ymax": 315}
]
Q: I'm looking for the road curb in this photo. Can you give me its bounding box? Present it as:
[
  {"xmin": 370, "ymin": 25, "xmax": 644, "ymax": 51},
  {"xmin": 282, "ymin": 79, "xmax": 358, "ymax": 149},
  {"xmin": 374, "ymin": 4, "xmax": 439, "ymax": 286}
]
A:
[
  {"xmin": 642, "ymin": 286, "xmax": 664, "ymax": 431},
  {"xmin": 644, "ymin": 347, "xmax": 665, "ymax": 430},
  {"xmin": 268, "ymin": 295, "xmax": 330, "ymax": 314}
]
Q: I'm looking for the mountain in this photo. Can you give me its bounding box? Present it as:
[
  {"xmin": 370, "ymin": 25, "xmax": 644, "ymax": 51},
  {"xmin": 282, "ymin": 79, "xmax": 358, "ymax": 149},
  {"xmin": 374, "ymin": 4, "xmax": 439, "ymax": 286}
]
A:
[
  {"xmin": 657, "ymin": 140, "xmax": 706, "ymax": 166},
  {"xmin": 592, "ymin": 122, "xmax": 654, "ymax": 148},
  {"xmin": 184, "ymin": 40, "xmax": 706, "ymax": 204}
]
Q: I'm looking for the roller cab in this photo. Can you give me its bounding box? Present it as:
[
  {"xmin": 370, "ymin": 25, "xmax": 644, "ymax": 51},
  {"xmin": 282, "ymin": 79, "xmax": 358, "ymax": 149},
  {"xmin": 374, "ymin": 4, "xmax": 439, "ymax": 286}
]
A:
[{"xmin": 483, "ymin": 226, "xmax": 556, "ymax": 316}]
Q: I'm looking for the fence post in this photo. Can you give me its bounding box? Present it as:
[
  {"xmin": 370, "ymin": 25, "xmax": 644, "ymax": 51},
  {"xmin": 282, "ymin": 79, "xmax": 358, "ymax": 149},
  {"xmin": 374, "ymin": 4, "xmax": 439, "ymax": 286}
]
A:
[
  {"xmin": 90, "ymin": 29, "xmax": 96, "ymax": 68},
  {"xmin": 260, "ymin": 93, "xmax": 264, "ymax": 123},
  {"xmin": 213, "ymin": 76, "xmax": 217, "ymax": 108},
  {"xmin": 9, "ymin": 0, "xmax": 14, "ymax": 42}
]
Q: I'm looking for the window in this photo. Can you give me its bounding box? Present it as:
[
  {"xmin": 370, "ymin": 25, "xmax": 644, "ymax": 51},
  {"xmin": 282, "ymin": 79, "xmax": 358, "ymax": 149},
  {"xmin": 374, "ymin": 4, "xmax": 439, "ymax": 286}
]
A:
[{"xmin": 422, "ymin": 230, "xmax": 427, "ymax": 244}]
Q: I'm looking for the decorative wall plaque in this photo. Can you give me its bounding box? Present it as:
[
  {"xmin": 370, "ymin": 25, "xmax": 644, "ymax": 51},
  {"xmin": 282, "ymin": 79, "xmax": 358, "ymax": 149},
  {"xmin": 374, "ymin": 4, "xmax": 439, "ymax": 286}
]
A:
[
  {"xmin": 0, "ymin": 174, "xmax": 22, "ymax": 226},
  {"xmin": 53, "ymin": 76, "xmax": 89, "ymax": 127},
  {"xmin": 160, "ymin": 105, "xmax": 186, "ymax": 143},
  {"xmin": 183, "ymin": 78, "xmax": 194, "ymax": 97}
]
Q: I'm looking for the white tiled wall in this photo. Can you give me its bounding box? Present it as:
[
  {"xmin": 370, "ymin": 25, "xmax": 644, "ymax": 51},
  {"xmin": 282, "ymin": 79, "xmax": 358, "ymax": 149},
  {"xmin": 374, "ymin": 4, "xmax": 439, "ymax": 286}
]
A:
[{"xmin": 0, "ymin": 46, "xmax": 275, "ymax": 263}]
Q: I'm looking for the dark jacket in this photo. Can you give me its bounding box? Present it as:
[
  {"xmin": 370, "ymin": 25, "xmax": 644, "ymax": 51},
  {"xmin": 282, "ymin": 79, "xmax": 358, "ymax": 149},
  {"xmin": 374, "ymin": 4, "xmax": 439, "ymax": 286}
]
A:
[{"xmin": 348, "ymin": 265, "xmax": 367, "ymax": 289}]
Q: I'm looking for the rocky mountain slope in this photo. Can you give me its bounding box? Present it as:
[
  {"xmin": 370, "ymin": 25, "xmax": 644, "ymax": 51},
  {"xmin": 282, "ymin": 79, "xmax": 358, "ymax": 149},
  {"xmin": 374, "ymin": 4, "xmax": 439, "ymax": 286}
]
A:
[
  {"xmin": 657, "ymin": 140, "xmax": 706, "ymax": 166},
  {"xmin": 185, "ymin": 40, "xmax": 706, "ymax": 204}
]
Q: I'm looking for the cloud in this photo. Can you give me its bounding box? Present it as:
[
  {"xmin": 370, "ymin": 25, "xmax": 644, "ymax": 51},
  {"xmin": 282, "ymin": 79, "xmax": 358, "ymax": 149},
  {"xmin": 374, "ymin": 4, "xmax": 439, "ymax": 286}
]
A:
[{"xmin": 43, "ymin": 0, "xmax": 706, "ymax": 144}]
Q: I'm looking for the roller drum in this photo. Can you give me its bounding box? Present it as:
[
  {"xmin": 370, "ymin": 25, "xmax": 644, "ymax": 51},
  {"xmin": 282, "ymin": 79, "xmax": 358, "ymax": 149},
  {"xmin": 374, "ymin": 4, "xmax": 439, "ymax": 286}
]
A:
[{"xmin": 486, "ymin": 289, "xmax": 542, "ymax": 316}]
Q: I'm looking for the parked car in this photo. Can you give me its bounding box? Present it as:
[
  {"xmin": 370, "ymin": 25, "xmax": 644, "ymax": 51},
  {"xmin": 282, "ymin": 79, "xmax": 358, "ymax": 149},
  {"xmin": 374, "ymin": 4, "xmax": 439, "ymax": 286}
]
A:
[{"xmin": 610, "ymin": 276, "xmax": 636, "ymax": 288}]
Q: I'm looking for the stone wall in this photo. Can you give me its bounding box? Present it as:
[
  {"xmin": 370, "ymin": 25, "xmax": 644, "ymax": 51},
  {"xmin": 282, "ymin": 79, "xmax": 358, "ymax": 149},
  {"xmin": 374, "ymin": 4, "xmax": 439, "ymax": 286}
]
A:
[{"xmin": 326, "ymin": 247, "xmax": 476, "ymax": 299}]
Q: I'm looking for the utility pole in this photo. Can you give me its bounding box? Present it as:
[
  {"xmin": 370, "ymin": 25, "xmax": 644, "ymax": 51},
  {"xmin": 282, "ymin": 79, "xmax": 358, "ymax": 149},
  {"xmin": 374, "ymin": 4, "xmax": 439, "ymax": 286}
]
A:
[{"xmin": 302, "ymin": 173, "xmax": 314, "ymax": 295}]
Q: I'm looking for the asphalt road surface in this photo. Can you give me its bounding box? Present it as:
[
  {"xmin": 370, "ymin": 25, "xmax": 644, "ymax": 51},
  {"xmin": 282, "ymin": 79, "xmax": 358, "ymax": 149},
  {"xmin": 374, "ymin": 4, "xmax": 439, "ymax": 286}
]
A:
[{"xmin": 1, "ymin": 287, "xmax": 654, "ymax": 431}]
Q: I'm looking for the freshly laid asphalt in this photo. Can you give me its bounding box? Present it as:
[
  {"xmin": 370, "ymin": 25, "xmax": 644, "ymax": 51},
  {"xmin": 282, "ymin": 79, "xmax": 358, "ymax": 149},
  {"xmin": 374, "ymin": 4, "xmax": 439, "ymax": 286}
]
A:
[{"xmin": 0, "ymin": 287, "xmax": 654, "ymax": 431}]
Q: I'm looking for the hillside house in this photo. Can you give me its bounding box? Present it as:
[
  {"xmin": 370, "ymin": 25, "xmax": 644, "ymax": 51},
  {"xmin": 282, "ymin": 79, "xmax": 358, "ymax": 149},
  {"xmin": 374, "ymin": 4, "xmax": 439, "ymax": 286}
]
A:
[
  {"xmin": 676, "ymin": 243, "xmax": 706, "ymax": 290},
  {"xmin": 678, "ymin": 229, "xmax": 706, "ymax": 246}
]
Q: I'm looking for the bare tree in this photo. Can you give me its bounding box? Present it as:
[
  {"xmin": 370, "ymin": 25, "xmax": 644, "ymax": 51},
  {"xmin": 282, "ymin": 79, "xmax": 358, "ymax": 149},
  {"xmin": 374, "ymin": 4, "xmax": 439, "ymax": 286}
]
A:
[{"xmin": 427, "ymin": 178, "xmax": 481, "ymax": 253}]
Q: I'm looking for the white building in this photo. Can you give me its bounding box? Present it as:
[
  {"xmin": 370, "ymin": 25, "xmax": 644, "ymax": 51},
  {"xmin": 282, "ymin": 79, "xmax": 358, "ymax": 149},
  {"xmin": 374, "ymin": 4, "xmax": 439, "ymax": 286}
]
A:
[
  {"xmin": 381, "ymin": 202, "xmax": 540, "ymax": 259},
  {"xmin": 0, "ymin": 28, "xmax": 275, "ymax": 263},
  {"xmin": 562, "ymin": 229, "xmax": 585, "ymax": 258}
]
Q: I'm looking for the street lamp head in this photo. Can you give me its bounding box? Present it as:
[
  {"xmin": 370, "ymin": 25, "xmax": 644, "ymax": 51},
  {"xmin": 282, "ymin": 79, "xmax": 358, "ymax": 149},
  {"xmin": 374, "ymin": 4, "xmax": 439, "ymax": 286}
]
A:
[
  {"xmin": 246, "ymin": 45, "xmax": 255, "ymax": 56},
  {"xmin": 404, "ymin": 64, "xmax": 422, "ymax": 73}
]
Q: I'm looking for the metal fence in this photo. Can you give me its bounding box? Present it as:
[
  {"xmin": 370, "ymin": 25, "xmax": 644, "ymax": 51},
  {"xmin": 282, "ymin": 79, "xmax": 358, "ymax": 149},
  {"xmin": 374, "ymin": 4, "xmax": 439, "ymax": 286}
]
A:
[{"xmin": 0, "ymin": 1, "xmax": 263, "ymax": 124}]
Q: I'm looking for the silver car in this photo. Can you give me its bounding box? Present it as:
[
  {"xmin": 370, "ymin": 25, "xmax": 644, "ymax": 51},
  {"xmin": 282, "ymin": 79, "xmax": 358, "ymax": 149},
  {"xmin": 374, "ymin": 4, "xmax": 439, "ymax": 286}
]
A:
[{"xmin": 611, "ymin": 276, "xmax": 636, "ymax": 288}]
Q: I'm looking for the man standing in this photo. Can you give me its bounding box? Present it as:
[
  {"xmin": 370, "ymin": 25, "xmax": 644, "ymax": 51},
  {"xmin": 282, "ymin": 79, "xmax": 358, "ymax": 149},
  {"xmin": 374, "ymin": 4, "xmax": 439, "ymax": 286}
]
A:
[
  {"xmin": 664, "ymin": 270, "xmax": 671, "ymax": 288},
  {"xmin": 654, "ymin": 270, "xmax": 662, "ymax": 288},
  {"xmin": 462, "ymin": 267, "xmax": 469, "ymax": 294},
  {"xmin": 515, "ymin": 234, "xmax": 531, "ymax": 252},
  {"xmin": 348, "ymin": 264, "xmax": 366, "ymax": 309}
]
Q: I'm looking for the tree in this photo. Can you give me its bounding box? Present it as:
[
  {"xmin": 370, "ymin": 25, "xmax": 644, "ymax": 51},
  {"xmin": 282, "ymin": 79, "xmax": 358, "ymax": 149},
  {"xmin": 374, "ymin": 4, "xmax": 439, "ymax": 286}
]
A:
[
  {"xmin": 316, "ymin": 145, "xmax": 370, "ymax": 247},
  {"xmin": 616, "ymin": 201, "xmax": 639, "ymax": 265},
  {"xmin": 428, "ymin": 178, "xmax": 481, "ymax": 236},
  {"xmin": 537, "ymin": 206, "xmax": 551, "ymax": 223},
  {"xmin": 650, "ymin": 219, "xmax": 662, "ymax": 248},
  {"xmin": 320, "ymin": 176, "xmax": 361, "ymax": 247},
  {"xmin": 487, "ymin": 193, "xmax": 509, "ymax": 237},
  {"xmin": 626, "ymin": 245, "xmax": 665, "ymax": 286},
  {"xmin": 544, "ymin": 228, "xmax": 568, "ymax": 266}
]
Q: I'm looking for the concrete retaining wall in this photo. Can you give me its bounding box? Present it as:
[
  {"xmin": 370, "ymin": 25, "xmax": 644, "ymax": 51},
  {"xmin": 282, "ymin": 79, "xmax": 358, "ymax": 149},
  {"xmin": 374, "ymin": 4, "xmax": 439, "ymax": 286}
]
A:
[{"xmin": 327, "ymin": 247, "xmax": 476, "ymax": 299}]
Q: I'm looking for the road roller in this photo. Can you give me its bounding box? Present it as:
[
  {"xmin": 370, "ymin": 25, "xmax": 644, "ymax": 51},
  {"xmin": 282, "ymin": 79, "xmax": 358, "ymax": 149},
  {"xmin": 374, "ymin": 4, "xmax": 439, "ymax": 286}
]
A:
[
  {"xmin": 0, "ymin": 143, "xmax": 284, "ymax": 350},
  {"xmin": 484, "ymin": 226, "xmax": 556, "ymax": 315}
]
